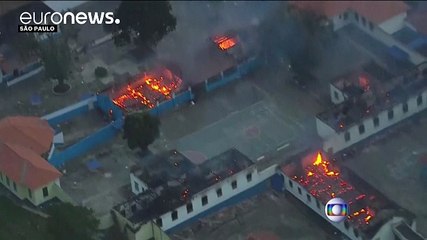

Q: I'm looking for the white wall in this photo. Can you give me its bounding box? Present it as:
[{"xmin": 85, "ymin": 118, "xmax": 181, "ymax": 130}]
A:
[
  {"xmin": 279, "ymin": 172, "xmax": 363, "ymax": 240},
  {"xmin": 318, "ymin": 88, "xmax": 427, "ymax": 153},
  {"xmin": 157, "ymin": 165, "xmax": 276, "ymax": 231},
  {"xmin": 332, "ymin": 11, "xmax": 352, "ymax": 31},
  {"xmin": 378, "ymin": 12, "xmax": 407, "ymax": 35},
  {"xmin": 351, "ymin": 13, "xmax": 426, "ymax": 65},
  {"xmin": 330, "ymin": 84, "xmax": 347, "ymax": 104},
  {"xmin": 130, "ymin": 173, "xmax": 148, "ymax": 195}
]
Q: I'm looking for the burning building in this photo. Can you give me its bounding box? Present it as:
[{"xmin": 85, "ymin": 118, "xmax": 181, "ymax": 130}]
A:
[
  {"xmin": 317, "ymin": 61, "xmax": 427, "ymax": 154},
  {"xmin": 279, "ymin": 151, "xmax": 421, "ymax": 240},
  {"xmin": 111, "ymin": 67, "xmax": 183, "ymax": 111},
  {"xmin": 112, "ymin": 148, "xmax": 276, "ymax": 240},
  {"xmin": 210, "ymin": 32, "xmax": 248, "ymax": 61}
]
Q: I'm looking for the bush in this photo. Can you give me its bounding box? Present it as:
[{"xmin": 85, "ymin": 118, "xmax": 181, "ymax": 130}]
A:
[{"xmin": 94, "ymin": 66, "xmax": 108, "ymax": 78}]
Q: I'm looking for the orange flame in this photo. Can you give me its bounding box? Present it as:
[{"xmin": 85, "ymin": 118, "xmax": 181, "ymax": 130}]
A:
[
  {"xmin": 213, "ymin": 36, "xmax": 237, "ymax": 50},
  {"xmin": 112, "ymin": 68, "xmax": 182, "ymax": 110},
  {"xmin": 313, "ymin": 152, "xmax": 322, "ymax": 166}
]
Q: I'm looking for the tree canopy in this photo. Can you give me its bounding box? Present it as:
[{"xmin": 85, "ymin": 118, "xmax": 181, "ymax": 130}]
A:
[
  {"xmin": 113, "ymin": 1, "xmax": 177, "ymax": 48},
  {"xmin": 10, "ymin": 33, "xmax": 40, "ymax": 63},
  {"xmin": 46, "ymin": 203, "xmax": 99, "ymax": 240},
  {"xmin": 39, "ymin": 37, "xmax": 72, "ymax": 87},
  {"xmin": 123, "ymin": 112, "xmax": 160, "ymax": 150}
]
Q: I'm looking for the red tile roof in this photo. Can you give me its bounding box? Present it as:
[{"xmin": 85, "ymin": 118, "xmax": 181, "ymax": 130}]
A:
[
  {"xmin": 0, "ymin": 116, "xmax": 54, "ymax": 155},
  {"xmin": 289, "ymin": 1, "xmax": 409, "ymax": 24},
  {"xmin": 0, "ymin": 142, "xmax": 61, "ymax": 190}
]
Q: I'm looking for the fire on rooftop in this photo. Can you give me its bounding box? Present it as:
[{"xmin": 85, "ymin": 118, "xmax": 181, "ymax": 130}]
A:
[
  {"xmin": 112, "ymin": 67, "xmax": 183, "ymax": 111},
  {"xmin": 212, "ymin": 35, "xmax": 238, "ymax": 51},
  {"xmin": 293, "ymin": 152, "xmax": 376, "ymax": 230}
]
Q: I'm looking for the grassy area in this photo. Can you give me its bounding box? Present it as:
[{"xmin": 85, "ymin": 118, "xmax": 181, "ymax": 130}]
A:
[{"xmin": 0, "ymin": 197, "xmax": 53, "ymax": 240}]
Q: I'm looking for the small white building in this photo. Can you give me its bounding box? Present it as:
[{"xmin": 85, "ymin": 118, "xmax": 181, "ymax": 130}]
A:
[
  {"xmin": 289, "ymin": 1, "xmax": 409, "ymax": 34},
  {"xmin": 276, "ymin": 152, "xmax": 424, "ymax": 240},
  {"xmin": 317, "ymin": 61, "xmax": 427, "ymax": 154},
  {"xmin": 113, "ymin": 149, "xmax": 276, "ymax": 240}
]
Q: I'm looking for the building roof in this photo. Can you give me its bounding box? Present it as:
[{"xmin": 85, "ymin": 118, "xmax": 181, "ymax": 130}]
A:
[
  {"xmin": 0, "ymin": 142, "xmax": 61, "ymax": 190},
  {"xmin": 289, "ymin": 1, "xmax": 409, "ymax": 24},
  {"xmin": 406, "ymin": 2, "xmax": 427, "ymax": 35},
  {"xmin": 115, "ymin": 148, "xmax": 254, "ymax": 224},
  {"xmin": 0, "ymin": 1, "xmax": 53, "ymax": 43},
  {"xmin": 0, "ymin": 116, "xmax": 54, "ymax": 155},
  {"xmin": 320, "ymin": 61, "xmax": 427, "ymax": 131},
  {"xmin": 281, "ymin": 151, "xmax": 415, "ymax": 239}
]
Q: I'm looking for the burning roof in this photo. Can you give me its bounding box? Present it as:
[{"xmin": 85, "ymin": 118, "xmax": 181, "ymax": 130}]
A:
[
  {"xmin": 111, "ymin": 67, "xmax": 183, "ymax": 111},
  {"xmin": 293, "ymin": 152, "xmax": 376, "ymax": 230},
  {"xmin": 212, "ymin": 35, "xmax": 238, "ymax": 51}
]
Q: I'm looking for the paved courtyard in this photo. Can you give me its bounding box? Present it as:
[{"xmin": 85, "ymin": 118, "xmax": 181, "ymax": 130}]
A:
[
  {"xmin": 174, "ymin": 100, "xmax": 295, "ymax": 161},
  {"xmin": 173, "ymin": 190, "xmax": 341, "ymax": 240},
  {"xmin": 342, "ymin": 113, "xmax": 427, "ymax": 236},
  {"xmin": 60, "ymin": 138, "xmax": 137, "ymax": 219}
]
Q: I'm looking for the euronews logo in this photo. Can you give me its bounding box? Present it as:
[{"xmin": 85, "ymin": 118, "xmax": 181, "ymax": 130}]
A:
[{"xmin": 18, "ymin": 11, "xmax": 121, "ymax": 33}]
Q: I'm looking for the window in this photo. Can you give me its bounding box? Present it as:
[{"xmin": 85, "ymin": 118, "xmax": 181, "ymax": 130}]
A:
[
  {"xmin": 373, "ymin": 117, "xmax": 379, "ymax": 127},
  {"xmin": 186, "ymin": 202, "xmax": 193, "ymax": 213},
  {"xmin": 334, "ymin": 91, "xmax": 339, "ymax": 100},
  {"xmin": 288, "ymin": 180, "xmax": 293, "ymax": 188},
  {"xmin": 354, "ymin": 12, "xmax": 359, "ymax": 21},
  {"xmin": 369, "ymin": 22, "xmax": 374, "ymax": 30},
  {"xmin": 306, "ymin": 194, "xmax": 311, "ymax": 202},
  {"xmin": 316, "ymin": 199, "xmax": 320, "ymax": 209},
  {"xmin": 246, "ymin": 173, "xmax": 252, "ymax": 182},
  {"xmin": 402, "ymin": 102, "xmax": 408, "ymax": 113},
  {"xmin": 343, "ymin": 12, "xmax": 348, "ymax": 20},
  {"xmin": 43, "ymin": 187, "xmax": 48, "ymax": 197},
  {"xmin": 171, "ymin": 210, "xmax": 178, "ymax": 221},
  {"xmin": 298, "ymin": 187, "xmax": 302, "ymax": 195},
  {"xmin": 216, "ymin": 188, "xmax": 223, "ymax": 197},
  {"xmin": 201, "ymin": 195, "xmax": 208, "ymax": 206},
  {"xmin": 417, "ymin": 95, "xmax": 423, "ymax": 106},
  {"xmin": 156, "ymin": 218, "xmax": 163, "ymax": 227},
  {"xmin": 13, "ymin": 182, "xmax": 17, "ymax": 191},
  {"xmin": 358, "ymin": 124, "xmax": 365, "ymax": 134},
  {"xmin": 28, "ymin": 189, "xmax": 32, "ymax": 199},
  {"xmin": 388, "ymin": 109, "xmax": 394, "ymax": 120},
  {"xmin": 134, "ymin": 181, "xmax": 139, "ymax": 192},
  {"xmin": 231, "ymin": 180, "xmax": 237, "ymax": 190},
  {"xmin": 344, "ymin": 132, "xmax": 350, "ymax": 142},
  {"xmin": 362, "ymin": 17, "xmax": 366, "ymax": 26},
  {"xmin": 6, "ymin": 176, "xmax": 10, "ymax": 187}
]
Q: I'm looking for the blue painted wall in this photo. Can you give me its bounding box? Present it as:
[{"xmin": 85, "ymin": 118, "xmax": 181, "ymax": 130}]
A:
[
  {"xmin": 50, "ymin": 123, "xmax": 120, "ymax": 167},
  {"xmin": 205, "ymin": 56, "xmax": 262, "ymax": 92},
  {"xmin": 46, "ymin": 104, "xmax": 90, "ymax": 127},
  {"xmin": 148, "ymin": 89, "xmax": 194, "ymax": 117}
]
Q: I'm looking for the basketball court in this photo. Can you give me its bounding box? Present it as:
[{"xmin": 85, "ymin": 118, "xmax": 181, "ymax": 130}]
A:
[{"xmin": 174, "ymin": 100, "xmax": 297, "ymax": 162}]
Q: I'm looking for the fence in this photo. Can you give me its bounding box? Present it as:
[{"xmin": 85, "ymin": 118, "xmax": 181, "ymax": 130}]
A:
[
  {"xmin": 46, "ymin": 95, "xmax": 123, "ymax": 168},
  {"xmin": 148, "ymin": 87, "xmax": 194, "ymax": 117},
  {"xmin": 49, "ymin": 123, "xmax": 120, "ymax": 167},
  {"xmin": 205, "ymin": 56, "xmax": 262, "ymax": 92},
  {"xmin": 2, "ymin": 61, "xmax": 44, "ymax": 87},
  {"xmin": 42, "ymin": 96, "xmax": 97, "ymax": 127}
]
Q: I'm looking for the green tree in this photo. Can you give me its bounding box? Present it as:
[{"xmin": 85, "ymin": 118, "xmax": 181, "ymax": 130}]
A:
[
  {"xmin": 39, "ymin": 37, "xmax": 72, "ymax": 92},
  {"xmin": 10, "ymin": 33, "xmax": 40, "ymax": 63},
  {"xmin": 123, "ymin": 112, "xmax": 160, "ymax": 150},
  {"xmin": 113, "ymin": 1, "xmax": 177, "ymax": 48},
  {"xmin": 46, "ymin": 203, "xmax": 99, "ymax": 240}
]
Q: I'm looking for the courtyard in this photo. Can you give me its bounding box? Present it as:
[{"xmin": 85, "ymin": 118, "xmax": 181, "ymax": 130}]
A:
[{"xmin": 342, "ymin": 112, "xmax": 427, "ymax": 236}]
